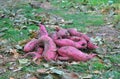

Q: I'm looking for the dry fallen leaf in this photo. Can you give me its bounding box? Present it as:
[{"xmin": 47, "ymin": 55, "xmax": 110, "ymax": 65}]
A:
[
  {"xmin": 0, "ymin": 54, "xmax": 3, "ymax": 58},
  {"xmin": 93, "ymin": 70, "xmax": 102, "ymax": 74},
  {"xmin": 18, "ymin": 39, "xmax": 32, "ymax": 46},
  {"xmin": 28, "ymin": 76, "xmax": 38, "ymax": 79},
  {"xmin": 70, "ymin": 61, "xmax": 80, "ymax": 65},
  {"xmin": 9, "ymin": 77, "xmax": 14, "ymax": 79},
  {"xmin": 33, "ymin": 58, "xmax": 42, "ymax": 65},
  {"xmin": 62, "ymin": 72, "xmax": 79, "ymax": 79},
  {"xmin": 10, "ymin": 49, "xmax": 20, "ymax": 59},
  {"xmin": 37, "ymin": 68, "xmax": 48, "ymax": 74}
]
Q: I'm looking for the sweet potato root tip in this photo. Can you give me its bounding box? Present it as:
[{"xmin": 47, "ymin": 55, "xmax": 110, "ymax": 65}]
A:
[
  {"xmin": 39, "ymin": 24, "xmax": 48, "ymax": 36},
  {"xmin": 87, "ymin": 42, "xmax": 98, "ymax": 49}
]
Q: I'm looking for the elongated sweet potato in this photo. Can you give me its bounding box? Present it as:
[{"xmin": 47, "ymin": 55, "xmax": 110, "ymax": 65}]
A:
[
  {"xmin": 55, "ymin": 39, "xmax": 75, "ymax": 47},
  {"xmin": 58, "ymin": 46, "xmax": 96, "ymax": 61},
  {"xmin": 67, "ymin": 36, "xmax": 81, "ymax": 42},
  {"xmin": 38, "ymin": 24, "xmax": 48, "ymax": 37},
  {"xmin": 67, "ymin": 28, "xmax": 90, "ymax": 42},
  {"xmin": 55, "ymin": 39, "xmax": 87, "ymax": 49},
  {"xmin": 24, "ymin": 38, "xmax": 38, "ymax": 52},
  {"xmin": 38, "ymin": 35, "xmax": 57, "ymax": 61}
]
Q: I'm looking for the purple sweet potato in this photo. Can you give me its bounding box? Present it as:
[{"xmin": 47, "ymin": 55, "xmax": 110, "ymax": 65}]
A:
[
  {"xmin": 55, "ymin": 39, "xmax": 75, "ymax": 47},
  {"xmin": 87, "ymin": 42, "xmax": 98, "ymax": 49},
  {"xmin": 56, "ymin": 29, "xmax": 69, "ymax": 38},
  {"xmin": 23, "ymin": 24, "xmax": 98, "ymax": 62},
  {"xmin": 24, "ymin": 38, "xmax": 38, "ymax": 52},
  {"xmin": 58, "ymin": 46, "xmax": 96, "ymax": 61},
  {"xmin": 38, "ymin": 35, "xmax": 57, "ymax": 61},
  {"xmin": 67, "ymin": 28, "xmax": 90, "ymax": 42},
  {"xmin": 75, "ymin": 39, "xmax": 87, "ymax": 49},
  {"xmin": 67, "ymin": 36, "xmax": 81, "ymax": 42},
  {"xmin": 55, "ymin": 38, "xmax": 87, "ymax": 49},
  {"xmin": 23, "ymin": 51, "xmax": 42, "ymax": 60},
  {"xmin": 24, "ymin": 47, "xmax": 43, "ymax": 61},
  {"xmin": 80, "ymin": 33, "xmax": 90, "ymax": 42},
  {"xmin": 36, "ymin": 47, "xmax": 43, "ymax": 54},
  {"xmin": 67, "ymin": 28, "xmax": 78, "ymax": 36},
  {"xmin": 49, "ymin": 32, "xmax": 58, "ymax": 40},
  {"xmin": 38, "ymin": 24, "xmax": 48, "ymax": 37}
]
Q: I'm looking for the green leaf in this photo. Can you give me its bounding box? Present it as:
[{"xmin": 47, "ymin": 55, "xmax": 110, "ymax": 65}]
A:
[{"xmin": 18, "ymin": 59, "xmax": 29, "ymax": 64}]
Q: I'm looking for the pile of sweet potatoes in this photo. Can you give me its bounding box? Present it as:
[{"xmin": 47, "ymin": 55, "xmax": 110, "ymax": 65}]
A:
[{"xmin": 23, "ymin": 24, "xmax": 98, "ymax": 62}]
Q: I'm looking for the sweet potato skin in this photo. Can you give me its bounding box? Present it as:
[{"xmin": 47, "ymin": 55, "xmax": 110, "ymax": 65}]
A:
[
  {"xmin": 36, "ymin": 47, "xmax": 43, "ymax": 54},
  {"xmin": 67, "ymin": 28, "xmax": 78, "ymax": 36},
  {"xmin": 56, "ymin": 29, "xmax": 69, "ymax": 38},
  {"xmin": 23, "ymin": 51, "xmax": 42, "ymax": 60},
  {"xmin": 55, "ymin": 38, "xmax": 87, "ymax": 49},
  {"xmin": 38, "ymin": 35, "xmax": 57, "ymax": 61},
  {"xmin": 38, "ymin": 24, "xmax": 48, "ymax": 37},
  {"xmin": 67, "ymin": 36, "xmax": 82, "ymax": 42},
  {"xmin": 55, "ymin": 39, "xmax": 75, "ymax": 47},
  {"xmin": 67, "ymin": 28, "xmax": 90, "ymax": 42},
  {"xmin": 24, "ymin": 38, "xmax": 38, "ymax": 52},
  {"xmin": 87, "ymin": 42, "xmax": 98, "ymax": 49},
  {"xmin": 58, "ymin": 46, "xmax": 96, "ymax": 61}
]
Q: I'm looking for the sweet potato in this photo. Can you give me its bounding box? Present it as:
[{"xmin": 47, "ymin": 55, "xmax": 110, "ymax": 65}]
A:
[
  {"xmin": 23, "ymin": 47, "xmax": 43, "ymax": 61},
  {"xmin": 56, "ymin": 29, "xmax": 69, "ymax": 38},
  {"xmin": 38, "ymin": 35, "xmax": 57, "ymax": 61},
  {"xmin": 55, "ymin": 39, "xmax": 75, "ymax": 47},
  {"xmin": 67, "ymin": 36, "xmax": 81, "ymax": 42},
  {"xmin": 67, "ymin": 28, "xmax": 78, "ymax": 36},
  {"xmin": 23, "ymin": 52, "xmax": 42, "ymax": 60},
  {"xmin": 80, "ymin": 33, "xmax": 90, "ymax": 42},
  {"xmin": 75, "ymin": 39, "xmax": 87, "ymax": 49},
  {"xmin": 36, "ymin": 47, "xmax": 43, "ymax": 54},
  {"xmin": 39, "ymin": 24, "xmax": 48, "ymax": 37},
  {"xmin": 23, "ymin": 24, "xmax": 98, "ymax": 62},
  {"xmin": 55, "ymin": 39, "xmax": 87, "ymax": 49},
  {"xmin": 24, "ymin": 38, "xmax": 39, "ymax": 52},
  {"xmin": 67, "ymin": 28, "xmax": 90, "ymax": 42},
  {"xmin": 58, "ymin": 46, "xmax": 96, "ymax": 61},
  {"xmin": 87, "ymin": 42, "xmax": 98, "ymax": 49},
  {"xmin": 49, "ymin": 32, "xmax": 58, "ymax": 40}
]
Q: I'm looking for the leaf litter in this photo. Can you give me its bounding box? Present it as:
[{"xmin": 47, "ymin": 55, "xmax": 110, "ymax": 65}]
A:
[{"xmin": 0, "ymin": 0, "xmax": 120, "ymax": 79}]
